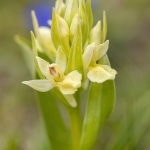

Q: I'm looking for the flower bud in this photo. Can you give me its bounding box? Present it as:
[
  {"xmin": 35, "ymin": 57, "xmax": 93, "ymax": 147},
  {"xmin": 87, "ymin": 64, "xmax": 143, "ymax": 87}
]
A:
[
  {"xmin": 66, "ymin": 17, "xmax": 83, "ymax": 74},
  {"xmin": 70, "ymin": 14, "xmax": 81, "ymax": 43},
  {"xmin": 51, "ymin": 9, "xmax": 70, "ymax": 57},
  {"xmin": 38, "ymin": 27, "xmax": 56, "ymax": 61},
  {"xmin": 79, "ymin": 0, "xmax": 89, "ymax": 46},
  {"xmin": 55, "ymin": 0, "xmax": 66, "ymax": 16},
  {"xmin": 89, "ymin": 21, "xmax": 102, "ymax": 45},
  {"xmin": 64, "ymin": 0, "xmax": 78, "ymax": 25},
  {"xmin": 90, "ymin": 40, "xmax": 109, "ymax": 65},
  {"xmin": 82, "ymin": 42, "xmax": 95, "ymax": 70}
]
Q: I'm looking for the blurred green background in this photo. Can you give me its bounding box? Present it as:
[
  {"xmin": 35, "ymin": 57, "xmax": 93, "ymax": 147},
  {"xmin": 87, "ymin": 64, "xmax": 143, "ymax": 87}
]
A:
[{"xmin": 0, "ymin": 0, "xmax": 150, "ymax": 149}]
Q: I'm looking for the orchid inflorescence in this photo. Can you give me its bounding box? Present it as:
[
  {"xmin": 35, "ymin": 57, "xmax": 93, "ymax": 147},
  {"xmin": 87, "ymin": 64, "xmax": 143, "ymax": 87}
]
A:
[
  {"xmin": 16, "ymin": 0, "xmax": 117, "ymax": 149},
  {"xmin": 21, "ymin": 0, "xmax": 116, "ymax": 107}
]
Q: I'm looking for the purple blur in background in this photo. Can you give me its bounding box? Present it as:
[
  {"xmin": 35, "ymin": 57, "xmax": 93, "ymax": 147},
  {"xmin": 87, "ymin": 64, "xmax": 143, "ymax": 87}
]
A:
[{"xmin": 25, "ymin": 2, "xmax": 54, "ymax": 30}]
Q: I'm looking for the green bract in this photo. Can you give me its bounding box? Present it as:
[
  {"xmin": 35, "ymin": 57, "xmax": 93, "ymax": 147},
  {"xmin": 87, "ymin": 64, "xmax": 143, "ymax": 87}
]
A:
[{"xmin": 16, "ymin": 0, "xmax": 117, "ymax": 150}]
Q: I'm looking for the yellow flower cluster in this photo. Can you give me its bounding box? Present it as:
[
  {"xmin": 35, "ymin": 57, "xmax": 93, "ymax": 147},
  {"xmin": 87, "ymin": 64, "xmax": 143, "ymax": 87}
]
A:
[{"xmin": 21, "ymin": 0, "xmax": 117, "ymax": 106}]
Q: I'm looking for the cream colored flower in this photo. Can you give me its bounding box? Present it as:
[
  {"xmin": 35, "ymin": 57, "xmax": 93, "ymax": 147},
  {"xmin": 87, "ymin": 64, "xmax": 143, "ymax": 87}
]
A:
[
  {"xmin": 31, "ymin": 11, "xmax": 56, "ymax": 61},
  {"xmin": 22, "ymin": 56, "xmax": 82, "ymax": 95},
  {"xmin": 87, "ymin": 65, "xmax": 117, "ymax": 83},
  {"xmin": 82, "ymin": 40, "xmax": 117, "ymax": 83}
]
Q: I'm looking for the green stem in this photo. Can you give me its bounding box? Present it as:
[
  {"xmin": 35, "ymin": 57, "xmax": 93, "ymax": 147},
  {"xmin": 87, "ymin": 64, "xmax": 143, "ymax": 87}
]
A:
[{"xmin": 69, "ymin": 104, "xmax": 82, "ymax": 150}]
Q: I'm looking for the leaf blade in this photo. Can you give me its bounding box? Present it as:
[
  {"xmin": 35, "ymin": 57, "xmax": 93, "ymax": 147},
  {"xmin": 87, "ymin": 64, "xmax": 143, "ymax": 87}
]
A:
[
  {"xmin": 15, "ymin": 35, "xmax": 34, "ymax": 77},
  {"xmin": 80, "ymin": 56, "xmax": 116, "ymax": 150},
  {"xmin": 37, "ymin": 91, "xmax": 71, "ymax": 150}
]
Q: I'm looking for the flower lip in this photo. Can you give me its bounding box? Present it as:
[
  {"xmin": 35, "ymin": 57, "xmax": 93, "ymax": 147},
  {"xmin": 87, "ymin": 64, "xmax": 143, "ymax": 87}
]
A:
[
  {"xmin": 48, "ymin": 64, "xmax": 64, "ymax": 82},
  {"xmin": 49, "ymin": 66, "xmax": 61, "ymax": 82},
  {"xmin": 49, "ymin": 66, "xmax": 57, "ymax": 76},
  {"xmin": 87, "ymin": 65, "xmax": 117, "ymax": 83}
]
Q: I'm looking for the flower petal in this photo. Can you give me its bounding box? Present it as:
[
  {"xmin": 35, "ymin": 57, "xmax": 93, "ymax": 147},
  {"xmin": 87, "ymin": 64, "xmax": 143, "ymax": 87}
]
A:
[
  {"xmin": 93, "ymin": 40, "xmax": 109, "ymax": 62},
  {"xmin": 70, "ymin": 14, "xmax": 81, "ymax": 42},
  {"xmin": 36, "ymin": 57, "xmax": 56, "ymax": 85},
  {"xmin": 64, "ymin": 95, "xmax": 77, "ymax": 108},
  {"xmin": 56, "ymin": 46, "xmax": 67, "ymax": 73},
  {"xmin": 82, "ymin": 42, "xmax": 95, "ymax": 69},
  {"xmin": 36, "ymin": 56, "xmax": 49, "ymax": 78},
  {"xmin": 51, "ymin": 9, "xmax": 70, "ymax": 56},
  {"xmin": 66, "ymin": 70, "xmax": 82, "ymax": 88},
  {"xmin": 31, "ymin": 11, "xmax": 39, "ymax": 37},
  {"xmin": 35, "ymin": 38, "xmax": 43, "ymax": 53},
  {"xmin": 38, "ymin": 27, "xmax": 56, "ymax": 61},
  {"xmin": 57, "ymin": 70, "xmax": 82, "ymax": 95},
  {"xmin": 89, "ymin": 21, "xmax": 101, "ymax": 45},
  {"xmin": 58, "ymin": 83, "xmax": 78, "ymax": 95},
  {"xmin": 47, "ymin": 20, "xmax": 52, "ymax": 26},
  {"xmin": 22, "ymin": 80, "xmax": 53, "ymax": 92},
  {"xmin": 64, "ymin": 0, "xmax": 78, "ymax": 25},
  {"xmin": 66, "ymin": 16, "xmax": 83, "ymax": 74},
  {"xmin": 39, "ymin": 27, "xmax": 51, "ymax": 41},
  {"xmin": 55, "ymin": 0, "xmax": 66, "ymax": 15},
  {"xmin": 87, "ymin": 65, "xmax": 117, "ymax": 83}
]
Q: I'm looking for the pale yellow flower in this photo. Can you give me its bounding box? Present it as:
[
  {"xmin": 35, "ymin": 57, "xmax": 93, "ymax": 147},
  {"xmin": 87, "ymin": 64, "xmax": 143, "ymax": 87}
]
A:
[
  {"xmin": 22, "ymin": 56, "xmax": 82, "ymax": 95},
  {"xmin": 82, "ymin": 40, "xmax": 117, "ymax": 83},
  {"xmin": 31, "ymin": 12, "xmax": 56, "ymax": 61}
]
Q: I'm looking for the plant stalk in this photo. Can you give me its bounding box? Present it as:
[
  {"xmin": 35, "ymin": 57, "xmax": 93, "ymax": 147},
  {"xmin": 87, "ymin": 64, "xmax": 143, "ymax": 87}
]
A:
[{"xmin": 69, "ymin": 104, "xmax": 82, "ymax": 150}]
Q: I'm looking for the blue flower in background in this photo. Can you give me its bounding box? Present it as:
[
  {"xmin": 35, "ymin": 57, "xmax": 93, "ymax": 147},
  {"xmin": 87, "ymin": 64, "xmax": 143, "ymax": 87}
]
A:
[
  {"xmin": 24, "ymin": 1, "xmax": 98, "ymax": 30},
  {"xmin": 25, "ymin": 2, "xmax": 53, "ymax": 30}
]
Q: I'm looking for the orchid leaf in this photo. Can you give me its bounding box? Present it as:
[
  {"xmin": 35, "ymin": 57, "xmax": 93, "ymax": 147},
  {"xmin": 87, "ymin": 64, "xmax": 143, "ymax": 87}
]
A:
[
  {"xmin": 80, "ymin": 55, "xmax": 116, "ymax": 150},
  {"xmin": 30, "ymin": 32, "xmax": 45, "ymax": 79},
  {"xmin": 31, "ymin": 11, "xmax": 40, "ymax": 38},
  {"xmin": 15, "ymin": 35, "xmax": 34, "ymax": 77},
  {"xmin": 37, "ymin": 90, "xmax": 71, "ymax": 150}
]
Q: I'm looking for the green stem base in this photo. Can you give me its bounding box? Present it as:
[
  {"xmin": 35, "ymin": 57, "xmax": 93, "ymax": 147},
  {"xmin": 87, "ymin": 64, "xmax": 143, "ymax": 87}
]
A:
[{"xmin": 69, "ymin": 105, "xmax": 82, "ymax": 150}]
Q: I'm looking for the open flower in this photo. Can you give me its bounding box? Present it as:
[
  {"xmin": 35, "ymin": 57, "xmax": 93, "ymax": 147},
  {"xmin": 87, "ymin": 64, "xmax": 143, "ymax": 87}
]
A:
[
  {"xmin": 87, "ymin": 64, "xmax": 117, "ymax": 83},
  {"xmin": 83, "ymin": 40, "xmax": 117, "ymax": 83},
  {"xmin": 22, "ymin": 54, "xmax": 82, "ymax": 95},
  {"xmin": 31, "ymin": 11, "xmax": 56, "ymax": 62}
]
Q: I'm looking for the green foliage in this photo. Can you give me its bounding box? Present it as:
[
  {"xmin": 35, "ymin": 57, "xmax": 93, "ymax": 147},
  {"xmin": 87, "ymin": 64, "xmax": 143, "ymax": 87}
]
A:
[
  {"xmin": 15, "ymin": 35, "xmax": 34, "ymax": 77},
  {"xmin": 80, "ymin": 56, "xmax": 115, "ymax": 150},
  {"xmin": 37, "ymin": 91, "xmax": 71, "ymax": 150}
]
